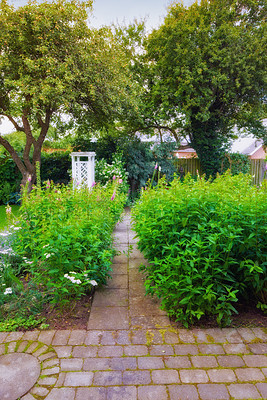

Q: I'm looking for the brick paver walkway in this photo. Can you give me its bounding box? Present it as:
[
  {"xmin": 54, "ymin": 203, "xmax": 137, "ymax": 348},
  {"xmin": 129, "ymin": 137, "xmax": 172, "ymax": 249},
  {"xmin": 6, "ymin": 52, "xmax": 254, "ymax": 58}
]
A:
[{"xmin": 1, "ymin": 210, "xmax": 267, "ymax": 399}]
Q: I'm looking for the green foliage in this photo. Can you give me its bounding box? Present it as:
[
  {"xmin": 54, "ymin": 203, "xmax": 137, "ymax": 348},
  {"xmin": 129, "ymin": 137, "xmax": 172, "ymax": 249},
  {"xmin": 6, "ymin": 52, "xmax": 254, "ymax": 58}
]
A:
[
  {"xmin": 0, "ymin": 151, "xmax": 72, "ymax": 204},
  {"xmin": 72, "ymin": 134, "xmax": 177, "ymax": 196},
  {"xmin": 0, "ymin": 0, "xmax": 139, "ymax": 187},
  {"xmin": 0, "ymin": 154, "xmax": 21, "ymax": 204},
  {"xmin": 221, "ymin": 153, "xmax": 251, "ymax": 175},
  {"xmin": 132, "ymin": 173, "xmax": 267, "ymax": 327},
  {"xmin": 123, "ymin": 139, "xmax": 176, "ymax": 196},
  {"xmin": 0, "ymin": 180, "xmax": 126, "ymax": 329},
  {"xmin": 11, "ymin": 180, "xmax": 126, "ymax": 305},
  {"xmin": 0, "ymin": 316, "xmax": 45, "ymax": 332},
  {"xmin": 41, "ymin": 151, "xmax": 71, "ymax": 185},
  {"xmin": 0, "ymin": 205, "xmax": 20, "ymax": 230},
  {"xmin": 145, "ymin": 0, "xmax": 267, "ymax": 176}
]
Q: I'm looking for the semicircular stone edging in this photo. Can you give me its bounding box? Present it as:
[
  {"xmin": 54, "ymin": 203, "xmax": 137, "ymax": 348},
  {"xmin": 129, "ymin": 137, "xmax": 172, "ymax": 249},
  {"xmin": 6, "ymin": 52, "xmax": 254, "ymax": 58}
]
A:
[{"xmin": 0, "ymin": 340, "xmax": 60, "ymax": 400}]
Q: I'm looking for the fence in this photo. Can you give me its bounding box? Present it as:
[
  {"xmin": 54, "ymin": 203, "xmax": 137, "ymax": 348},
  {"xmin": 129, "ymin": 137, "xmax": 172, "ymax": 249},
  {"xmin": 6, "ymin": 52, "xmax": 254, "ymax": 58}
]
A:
[
  {"xmin": 173, "ymin": 158, "xmax": 266, "ymax": 185},
  {"xmin": 250, "ymin": 159, "xmax": 267, "ymax": 186},
  {"xmin": 173, "ymin": 158, "xmax": 202, "ymax": 178}
]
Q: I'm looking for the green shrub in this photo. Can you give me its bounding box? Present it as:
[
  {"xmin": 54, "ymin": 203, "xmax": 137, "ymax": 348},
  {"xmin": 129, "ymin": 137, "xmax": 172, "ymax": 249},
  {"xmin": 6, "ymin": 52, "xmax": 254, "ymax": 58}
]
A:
[
  {"xmin": 95, "ymin": 152, "xmax": 129, "ymax": 195},
  {"xmin": 5, "ymin": 180, "xmax": 126, "ymax": 313},
  {"xmin": 221, "ymin": 153, "xmax": 250, "ymax": 175},
  {"xmin": 132, "ymin": 172, "xmax": 267, "ymax": 327},
  {"xmin": 0, "ymin": 154, "xmax": 21, "ymax": 204},
  {"xmin": 0, "ymin": 151, "xmax": 71, "ymax": 205},
  {"xmin": 40, "ymin": 151, "xmax": 71, "ymax": 184}
]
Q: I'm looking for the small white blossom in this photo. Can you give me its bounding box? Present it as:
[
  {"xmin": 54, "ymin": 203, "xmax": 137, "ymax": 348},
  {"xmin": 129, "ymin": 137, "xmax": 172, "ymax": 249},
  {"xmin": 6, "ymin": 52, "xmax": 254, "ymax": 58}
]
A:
[
  {"xmin": 64, "ymin": 273, "xmax": 81, "ymax": 284},
  {"xmin": 43, "ymin": 244, "xmax": 49, "ymax": 248},
  {"xmin": 4, "ymin": 287, "xmax": 12, "ymax": 295},
  {"xmin": 88, "ymin": 280, "xmax": 98, "ymax": 286},
  {"xmin": 45, "ymin": 253, "xmax": 51, "ymax": 259},
  {"xmin": 0, "ymin": 249, "xmax": 13, "ymax": 254},
  {"xmin": 13, "ymin": 227, "xmax": 22, "ymax": 231}
]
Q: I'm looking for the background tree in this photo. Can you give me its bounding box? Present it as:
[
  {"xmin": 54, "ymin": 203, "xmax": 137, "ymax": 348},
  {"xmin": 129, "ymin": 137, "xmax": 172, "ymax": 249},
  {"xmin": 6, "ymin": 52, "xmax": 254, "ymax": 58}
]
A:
[
  {"xmin": 145, "ymin": 0, "xmax": 267, "ymax": 176},
  {"xmin": 0, "ymin": 0, "xmax": 136, "ymax": 189}
]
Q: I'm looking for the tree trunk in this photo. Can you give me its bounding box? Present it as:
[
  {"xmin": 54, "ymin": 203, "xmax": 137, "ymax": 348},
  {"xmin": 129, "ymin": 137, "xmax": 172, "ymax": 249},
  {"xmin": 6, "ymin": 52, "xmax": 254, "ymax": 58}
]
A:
[{"xmin": 0, "ymin": 109, "xmax": 52, "ymax": 192}]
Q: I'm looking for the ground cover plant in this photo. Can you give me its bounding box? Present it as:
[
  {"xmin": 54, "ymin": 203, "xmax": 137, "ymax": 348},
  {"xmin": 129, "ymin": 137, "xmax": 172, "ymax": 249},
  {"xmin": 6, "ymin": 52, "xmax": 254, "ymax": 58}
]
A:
[
  {"xmin": 132, "ymin": 172, "xmax": 267, "ymax": 327},
  {"xmin": 0, "ymin": 178, "xmax": 126, "ymax": 330}
]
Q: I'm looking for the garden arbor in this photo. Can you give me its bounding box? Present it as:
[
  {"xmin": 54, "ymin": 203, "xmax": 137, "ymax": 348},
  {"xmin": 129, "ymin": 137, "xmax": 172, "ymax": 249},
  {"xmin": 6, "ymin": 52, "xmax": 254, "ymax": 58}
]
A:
[{"xmin": 71, "ymin": 152, "xmax": 95, "ymax": 189}]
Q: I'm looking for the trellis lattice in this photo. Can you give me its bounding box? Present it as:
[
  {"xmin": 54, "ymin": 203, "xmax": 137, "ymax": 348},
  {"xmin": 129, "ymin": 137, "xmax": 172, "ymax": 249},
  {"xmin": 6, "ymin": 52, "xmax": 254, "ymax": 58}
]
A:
[{"xmin": 70, "ymin": 152, "xmax": 96, "ymax": 189}]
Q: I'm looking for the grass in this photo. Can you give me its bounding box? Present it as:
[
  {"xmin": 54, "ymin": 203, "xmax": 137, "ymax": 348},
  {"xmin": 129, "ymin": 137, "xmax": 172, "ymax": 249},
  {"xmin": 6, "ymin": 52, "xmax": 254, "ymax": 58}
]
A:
[{"xmin": 0, "ymin": 205, "xmax": 20, "ymax": 231}]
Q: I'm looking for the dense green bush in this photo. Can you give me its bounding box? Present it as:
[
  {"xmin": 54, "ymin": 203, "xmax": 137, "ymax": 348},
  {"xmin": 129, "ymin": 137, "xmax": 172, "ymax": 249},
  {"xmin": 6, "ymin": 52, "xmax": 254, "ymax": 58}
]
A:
[
  {"xmin": 95, "ymin": 152, "xmax": 129, "ymax": 195},
  {"xmin": 0, "ymin": 151, "xmax": 71, "ymax": 205},
  {"xmin": 41, "ymin": 151, "xmax": 71, "ymax": 184},
  {"xmin": 0, "ymin": 179, "xmax": 126, "ymax": 324},
  {"xmin": 0, "ymin": 154, "xmax": 21, "ymax": 204},
  {"xmin": 221, "ymin": 153, "xmax": 250, "ymax": 175},
  {"xmin": 132, "ymin": 173, "xmax": 267, "ymax": 327},
  {"xmin": 124, "ymin": 139, "xmax": 176, "ymax": 194}
]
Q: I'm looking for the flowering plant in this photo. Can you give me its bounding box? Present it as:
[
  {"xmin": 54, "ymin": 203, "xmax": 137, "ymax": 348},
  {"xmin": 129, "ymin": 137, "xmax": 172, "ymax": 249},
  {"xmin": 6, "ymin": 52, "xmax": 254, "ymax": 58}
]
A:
[
  {"xmin": 95, "ymin": 152, "xmax": 129, "ymax": 196},
  {"xmin": 9, "ymin": 179, "xmax": 126, "ymax": 307}
]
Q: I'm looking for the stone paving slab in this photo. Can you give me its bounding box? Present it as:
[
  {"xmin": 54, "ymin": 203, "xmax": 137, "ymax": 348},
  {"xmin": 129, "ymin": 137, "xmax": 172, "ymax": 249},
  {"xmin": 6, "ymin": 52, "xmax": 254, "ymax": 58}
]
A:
[{"xmin": 1, "ymin": 210, "xmax": 267, "ymax": 399}]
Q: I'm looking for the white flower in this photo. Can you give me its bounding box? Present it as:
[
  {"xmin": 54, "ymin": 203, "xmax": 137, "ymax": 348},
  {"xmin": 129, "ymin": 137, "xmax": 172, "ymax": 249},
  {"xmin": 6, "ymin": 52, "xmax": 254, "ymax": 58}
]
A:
[
  {"xmin": 88, "ymin": 280, "xmax": 98, "ymax": 286},
  {"xmin": 13, "ymin": 227, "xmax": 21, "ymax": 231},
  {"xmin": 0, "ymin": 249, "xmax": 13, "ymax": 254},
  {"xmin": 64, "ymin": 273, "xmax": 81, "ymax": 284},
  {"xmin": 0, "ymin": 232, "xmax": 12, "ymax": 237},
  {"xmin": 45, "ymin": 253, "xmax": 51, "ymax": 259},
  {"xmin": 4, "ymin": 287, "xmax": 12, "ymax": 295},
  {"xmin": 25, "ymin": 260, "xmax": 33, "ymax": 264},
  {"xmin": 43, "ymin": 244, "xmax": 49, "ymax": 248}
]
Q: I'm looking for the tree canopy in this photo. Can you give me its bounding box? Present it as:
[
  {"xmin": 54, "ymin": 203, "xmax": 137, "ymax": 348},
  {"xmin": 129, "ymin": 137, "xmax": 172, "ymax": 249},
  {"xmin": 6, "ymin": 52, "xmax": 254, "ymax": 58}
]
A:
[
  {"xmin": 145, "ymin": 0, "xmax": 267, "ymax": 176},
  {"xmin": 0, "ymin": 0, "xmax": 137, "ymax": 187}
]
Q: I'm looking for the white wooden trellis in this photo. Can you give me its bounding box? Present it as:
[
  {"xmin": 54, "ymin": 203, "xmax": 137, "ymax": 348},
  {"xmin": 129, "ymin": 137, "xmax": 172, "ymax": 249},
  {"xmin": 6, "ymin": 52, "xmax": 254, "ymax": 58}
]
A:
[{"xmin": 70, "ymin": 152, "xmax": 96, "ymax": 189}]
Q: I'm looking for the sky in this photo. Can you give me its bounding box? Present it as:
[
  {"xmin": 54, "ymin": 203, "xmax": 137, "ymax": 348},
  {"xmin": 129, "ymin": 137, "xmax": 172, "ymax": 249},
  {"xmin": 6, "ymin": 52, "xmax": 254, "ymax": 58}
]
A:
[
  {"xmin": 10, "ymin": 0, "xmax": 196, "ymax": 29},
  {"xmin": 1, "ymin": 0, "xmax": 195, "ymax": 134}
]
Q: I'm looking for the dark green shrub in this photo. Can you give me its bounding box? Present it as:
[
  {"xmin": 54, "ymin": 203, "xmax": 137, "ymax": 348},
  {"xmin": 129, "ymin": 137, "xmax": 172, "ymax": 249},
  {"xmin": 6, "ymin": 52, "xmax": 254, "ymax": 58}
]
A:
[
  {"xmin": 40, "ymin": 151, "xmax": 71, "ymax": 184},
  {"xmin": 221, "ymin": 153, "xmax": 250, "ymax": 175},
  {"xmin": 132, "ymin": 173, "xmax": 267, "ymax": 327},
  {"xmin": 0, "ymin": 154, "xmax": 21, "ymax": 204}
]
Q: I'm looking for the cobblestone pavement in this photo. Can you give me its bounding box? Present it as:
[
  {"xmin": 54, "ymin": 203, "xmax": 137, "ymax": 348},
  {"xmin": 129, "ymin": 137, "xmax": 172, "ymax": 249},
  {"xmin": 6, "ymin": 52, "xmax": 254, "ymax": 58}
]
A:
[{"xmin": 1, "ymin": 210, "xmax": 267, "ymax": 399}]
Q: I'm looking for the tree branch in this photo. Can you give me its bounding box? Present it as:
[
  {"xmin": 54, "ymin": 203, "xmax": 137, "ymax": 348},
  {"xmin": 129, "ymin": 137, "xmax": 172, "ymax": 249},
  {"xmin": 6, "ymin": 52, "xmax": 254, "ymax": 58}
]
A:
[
  {"xmin": 0, "ymin": 135, "xmax": 26, "ymax": 176},
  {"xmin": 6, "ymin": 115, "xmax": 25, "ymax": 132}
]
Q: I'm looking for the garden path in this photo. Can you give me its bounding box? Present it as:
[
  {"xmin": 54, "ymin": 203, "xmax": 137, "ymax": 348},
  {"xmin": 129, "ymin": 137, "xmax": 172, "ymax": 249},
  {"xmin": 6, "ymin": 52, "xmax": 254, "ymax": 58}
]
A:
[{"xmin": 0, "ymin": 209, "xmax": 267, "ymax": 399}]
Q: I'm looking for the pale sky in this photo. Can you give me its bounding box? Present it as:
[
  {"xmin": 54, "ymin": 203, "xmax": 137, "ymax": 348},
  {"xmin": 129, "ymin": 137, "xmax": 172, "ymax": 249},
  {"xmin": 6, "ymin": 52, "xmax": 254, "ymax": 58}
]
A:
[
  {"xmin": 1, "ymin": 0, "xmax": 195, "ymax": 134},
  {"xmin": 10, "ymin": 0, "xmax": 196, "ymax": 29}
]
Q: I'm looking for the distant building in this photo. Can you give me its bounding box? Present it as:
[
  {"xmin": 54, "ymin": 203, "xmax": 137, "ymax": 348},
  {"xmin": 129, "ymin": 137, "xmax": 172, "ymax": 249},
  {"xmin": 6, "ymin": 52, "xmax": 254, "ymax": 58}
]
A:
[{"xmin": 174, "ymin": 135, "xmax": 266, "ymax": 160}]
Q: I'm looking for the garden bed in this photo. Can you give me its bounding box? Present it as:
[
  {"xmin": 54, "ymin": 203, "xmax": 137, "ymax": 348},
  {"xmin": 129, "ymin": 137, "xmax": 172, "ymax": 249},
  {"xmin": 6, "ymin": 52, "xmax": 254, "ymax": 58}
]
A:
[
  {"xmin": 0, "ymin": 179, "xmax": 126, "ymax": 331},
  {"xmin": 38, "ymin": 293, "xmax": 93, "ymax": 330}
]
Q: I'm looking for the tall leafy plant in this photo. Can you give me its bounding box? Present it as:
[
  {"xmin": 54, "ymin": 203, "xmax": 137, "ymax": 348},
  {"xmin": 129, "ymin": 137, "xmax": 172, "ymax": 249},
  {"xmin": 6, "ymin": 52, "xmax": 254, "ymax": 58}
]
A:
[{"xmin": 132, "ymin": 173, "xmax": 267, "ymax": 326}]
